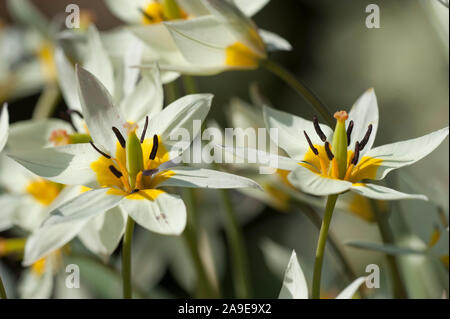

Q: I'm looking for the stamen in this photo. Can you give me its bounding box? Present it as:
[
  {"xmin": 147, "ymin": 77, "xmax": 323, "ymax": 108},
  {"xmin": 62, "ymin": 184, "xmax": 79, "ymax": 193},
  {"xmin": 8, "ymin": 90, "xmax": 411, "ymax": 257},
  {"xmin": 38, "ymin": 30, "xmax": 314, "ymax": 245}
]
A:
[
  {"xmin": 89, "ymin": 141, "xmax": 111, "ymax": 159},
  {"xmin": 304, "ymin": 131, "xmax": 318, "ymax": 155},
  {"xmin": 112, "ymin": 127, "xmax": 126, "ymax": 148},
  {"xmin": 325, "ymin": 141, "xmax": 334, "ymax": 160},
  {"xmin": 347, "ymin": 120, "xmax": 354, "ymax": 145},
  {"xmin": 109, "ymin": 165, "xmax": 123, "ymax": 179},
  {"xmin": 351, "ymin": 141, "xmax": 360, "ymax": 165},
  {"xmin": 358, "ymin": 124, "xmax": 373, "ymax": 151},
  {"xmin": 140, "ymin": 116, "xmax": 149, "ymax": 143},
  {"xmin": 331, "ymin": 158, "xmax": 340, "ymax": 179},
  {"xmin": 313, "ymin": 116, "xmax": 327, "ymax": 142},
  {"xmin": 67, "ymin": 109, "xmax": 84, "ymax": 119},
  {"xmin": 142, "ymin": 169, "xmax": 158, "ymax": 176},
  {"xmin": 149, "ymin": 134, "xmax": 158, "ymax": 160}
]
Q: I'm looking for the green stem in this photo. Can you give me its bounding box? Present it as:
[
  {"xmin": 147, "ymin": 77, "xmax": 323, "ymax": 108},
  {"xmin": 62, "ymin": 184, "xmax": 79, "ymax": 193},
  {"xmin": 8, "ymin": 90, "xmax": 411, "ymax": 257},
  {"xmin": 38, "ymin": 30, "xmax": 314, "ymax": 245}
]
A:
[
  {"xmin": 32, "ymin": 83, "xmax": 60, "ymax": 120},
  {"xmin": 260, "ymin": 59, "xmax": 334, "ymax": 127},
  {"xmin": 312, "ymin": 194, "xmax": 338, "ymax": 299},
  {"xmin": 122, "ymin": 216, "xmax": 135, "ymax": 299},
  {"xmin": 182, "ymin": 188, "xmax": 219, "ymax": 298},
  {"xmin": 182, "ymin": 75, "xmax": 198, "ymax": 95},
  {"xmin": 372, "ymin": 202, "xmax": 408, "ymax": 299},
  {"xmin": 219, "ymin": 189, "xmax": 251, "ymax": 298},
  {"xmin": 0, "ymin": 274, "xmax": 7, "ymax": 299}
]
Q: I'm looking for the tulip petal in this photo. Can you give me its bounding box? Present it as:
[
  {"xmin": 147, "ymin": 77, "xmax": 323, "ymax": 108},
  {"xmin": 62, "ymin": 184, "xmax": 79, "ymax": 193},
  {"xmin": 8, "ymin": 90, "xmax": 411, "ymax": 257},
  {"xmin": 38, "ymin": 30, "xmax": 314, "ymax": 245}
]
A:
[
  {"xmin": 365, "ymin": 127, "xmax": 449, "ymax": 180},
  {"xmin": 78, "ymin": 206, "xmax": 127, "ymax": 258},
  {"xmin": 350, "ymin": 183, "xmax": 428, "ymax": 201},
  {"xmin": 288, "ymin": 166, "xmax": 352, "ymax": 196},
  {"xmin": 121, "ymin": 190, "xmax": 187, "ymax": 235},
  {"xmin": 76, "ymin": 66, "xmax": 126, "ymax": 155},
  {"xmin": 233, "ymin": 0, "xmax": 270, "ymax": 17},
  {"xmin": 263, "ymin": 105, "xmax": 333, "ymax": 160},
  {"xmin": 0, "ymin": 104, "xmax": 9, "ymax": 152},
  {"xmin": 259, "ymin": 29, "xmax": 292, "ymax": 52},
  {"xmin": 55, "ymin": 48, "xmax": 80, "ymax": 112},
  {"xmin": 148, "ymin": 94, "xmax": 212, "ymax": 157},
  {"xmin": 279, "ymin": 250, "xmax": 308, "ymax": 299},
  {"xmin": 335, "ymin": 277, "xmax": 367, "ymax": 299},
  {"xmin": 104, "ymin": 0, "xmax": 148, "ymax": 24},
  {"xmin": 9, "ymin": 143, "xmax": 101, "ymax": 188},
  {"xmin": 347, "ymin": 88, "xmax": 379, "ymax": 156},
  {"xmin": 157, "ymin": 167, "xmax": 261, "ymax": 189}
]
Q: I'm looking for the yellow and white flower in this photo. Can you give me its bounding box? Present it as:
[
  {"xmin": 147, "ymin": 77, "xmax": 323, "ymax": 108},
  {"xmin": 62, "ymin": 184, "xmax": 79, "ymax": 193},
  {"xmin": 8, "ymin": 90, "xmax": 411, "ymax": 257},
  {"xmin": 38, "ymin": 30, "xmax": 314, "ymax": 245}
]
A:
[
  {"xmin": 9, "ymin": 66, "xmax": 259, "ymax": 266},
  {"xmin": 106, "ymin": 0, "xmax": 290, "ymax": 76},
  {"xmin": 231, "ymin": 89, "xmax": 448, "ymax": 201}
]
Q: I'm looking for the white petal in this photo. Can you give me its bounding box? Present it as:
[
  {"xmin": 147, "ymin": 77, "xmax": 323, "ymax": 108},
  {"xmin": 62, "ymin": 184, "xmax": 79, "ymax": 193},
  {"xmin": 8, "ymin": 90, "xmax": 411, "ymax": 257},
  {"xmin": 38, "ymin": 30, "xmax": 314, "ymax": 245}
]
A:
[
  {"xmin": 157, "ymin": 167, "xmax": 261, "ymax": 189},
  {"xmin": 84, "ymin": 26, "xmax": 115, "ymax": 95},
  {"xmin": 164, "ymin": 16, "xmax": 231, "ymax": 67},
  {"xmin": 7, "ymin": 118, "xmax": 74, "ymax": 151},
  {"xmin": 259, "ymin": 29, "xmax": 292, "ymax": 52},
  {"xmin": 23, "ymin": 221, "xmax": 87, "ymax": 266},
  {"xmin": 0, "ymin": 104, "xmax": 9, "ymax": 152},
  {"xmin": 122, "ymin": 37, "xmax": 144, "ymax": 97},
  {"xmin": 104, "ymin": 0, "xmax": 148, "ymax": 24},
  {"xmin": 335, "ymin": 277, "xmax": 367, "ymax": 299},
  {"xmin": 350, "ymin": 183, "xmax": 428, "ymax": 201},
  {"xmin": 55, "ymin": 48, "xmax": 80, "ymax": 112},
  {"xmin": 76, "ymin": 66, "xmax": 126, "ymax": 154},
  {"xmin": 233, "ymin": 0, "xmax": 270, "ymax": 17},
  {"xmin": 223, "ymin": 146, "xmax": 300, "ymax": 171},
  {"xmin": 7, "ymin": 0, "xmax": 49, "ymax": 36},
  {"xmin": 149, "ymin": 94, "xmax": 212, "ymax": 157},
  {"xmin": 347, "ymin": 88, "xmax": 379, "ymax": 156},
  {"xmin": 120, "ymin": 65, "xmax": 163, "ymax": 123},
  {"xmin": 42, "ymin": 188, "xmax": 124, "ymax": 226},
  {"xmin": 0, "ymin": 194, "xmax": 18, "ymax": 231},
  {"xmin": 263, "ymin": 105, "xmax": 333, "ymax": 160},
  {"xmin": 18, "ymin": 267, "xmax": 54, "ymax": 299},
  {"xmin": 121, "ymin": 191, "xmax": 186, "ymax": 235},
  {"xmin": 177, "ymin": 0, "xmax": 210, "ymax": 16},
  {"xmin": 8, "ymin": 143, "xmax": 101, "ymax": 188},
  {"xmin": 0, "ymin": 154, "xmax": 36, "ymax": 193},
  {"xmin": 288, "ymin": 166, "xmax": 352, "ymax": 196},
  {"xmin": 365, "ymin": 127, "xmax": 449, "ymax": 180},
  {"xmin": 78, "ymin": 206, "xmax": 127, "ymax": 258},
  {"xmin": 260, "ymin": 238, "xmax": 293, "ymax": 279},
  {"xmin": 278, "ymin": 250, "xmax": 308, "ymax": 299}
]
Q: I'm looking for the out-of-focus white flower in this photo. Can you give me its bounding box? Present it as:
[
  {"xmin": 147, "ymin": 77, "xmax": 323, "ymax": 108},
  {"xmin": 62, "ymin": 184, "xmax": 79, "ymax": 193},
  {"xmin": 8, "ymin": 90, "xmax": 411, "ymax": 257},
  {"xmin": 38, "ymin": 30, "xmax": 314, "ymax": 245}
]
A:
[
  {"xmin": 231, "ymin": 89, "xmax": 448, "ymax": 201},
  {"xmin": 9, "ymin": 66, "xmax": 259, "ymax": 266}
]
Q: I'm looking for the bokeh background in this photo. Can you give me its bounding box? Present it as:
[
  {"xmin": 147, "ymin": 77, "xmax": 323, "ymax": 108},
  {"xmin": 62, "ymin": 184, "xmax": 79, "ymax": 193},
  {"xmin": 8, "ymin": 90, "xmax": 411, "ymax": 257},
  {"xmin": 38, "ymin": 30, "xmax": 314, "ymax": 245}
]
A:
[{"xmin": 1, "ymin": 0, "xmax": 448, "ymax": 298}]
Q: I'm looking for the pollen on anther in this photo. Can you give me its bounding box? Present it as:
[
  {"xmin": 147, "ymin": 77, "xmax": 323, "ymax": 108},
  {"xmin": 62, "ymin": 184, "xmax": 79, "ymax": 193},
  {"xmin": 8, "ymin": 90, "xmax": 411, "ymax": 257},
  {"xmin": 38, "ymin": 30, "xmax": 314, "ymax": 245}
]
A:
[
  {"xmin": 149, "ymin": 134, "xmax": 159, "ymax": 160},
  {"xmin": 109, "ymin": 165, "xmax": 123, "ymax": 179},
  {"xmin": 112, "ymin": 127, "xmax": 126, "ymax": 148},
  {"xmin": 304, "ymin": 131, "xmax": 318, "ymax": 155}
]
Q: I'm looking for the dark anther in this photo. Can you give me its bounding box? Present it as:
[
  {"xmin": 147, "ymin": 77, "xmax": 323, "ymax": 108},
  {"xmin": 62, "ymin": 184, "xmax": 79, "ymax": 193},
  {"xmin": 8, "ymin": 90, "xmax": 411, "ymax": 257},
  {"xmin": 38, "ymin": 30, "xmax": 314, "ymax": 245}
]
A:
[
  {"xmin": 66, "ymin": 109, "xmax": 84, "ymax": 119},
  {"xmin": 89, "ymin": 141, "xmax": 111, "ymax": 159},
  {"xmin": 313, "ymin": 116, "xmax": 327, "ymax": 142},
  {"xmin": 149, "ymin": 134, "xmax": 158, "ymax": 160},
  {"xmin": 139, "ymin": 8, "xmax": 153, "ymax": 21},
  {"xmin": 304, "ymin": 131, "xmax": 318, "ymax": 155},
  {"xmin": 112, "ymin": 127, "xmax": 126, "ymax": 148},
  {"xmin": 131, "ymin": 189, "xmax": 140, "ymax": 194},
  {"xmin": 358, "ymin": 124, "xmax": 373, "ymax": 151},
  {"xmin": 109, "ymin": 165, "xmax": 123, "ymax": 179},
  {"xmin": 142, "ymin": 169, "xmax": 158, "ymax": 176},
  {"xmin": 347, "ymin": 120, "xmax": 354, "ymax": 145},
  {"xmin": 325, "ymin": 142, "xmax": 334, "ymax": 160},
  {"xmin": 351, "ymin": 142, "xmax": 360, "ymax": 165},
  {"xmin": 140, "ymin": 116, "xmax": 149, "ymax": 144}
]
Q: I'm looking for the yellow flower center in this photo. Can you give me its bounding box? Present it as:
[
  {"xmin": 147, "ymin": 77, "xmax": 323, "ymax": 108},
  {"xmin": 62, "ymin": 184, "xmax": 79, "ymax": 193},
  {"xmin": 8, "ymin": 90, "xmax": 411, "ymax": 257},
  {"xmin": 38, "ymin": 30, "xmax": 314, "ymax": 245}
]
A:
[
  {"xmin": 90, "ymin": 135, "xmax": 173, "ymax": 200},
  {"xmin": 31, "ymin": 258, "xmax": 47, "ymax": 276},
  {"xmin": 25, "ymin": 179, "xmax": 63, "ymax": 206},
  {"xmin": 302, "ymin": 113, "xmax": 382, "ymax": 183},
  {"xmin": 225, "ymin": 42, "xmax": 261, "ymax": 68}
]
